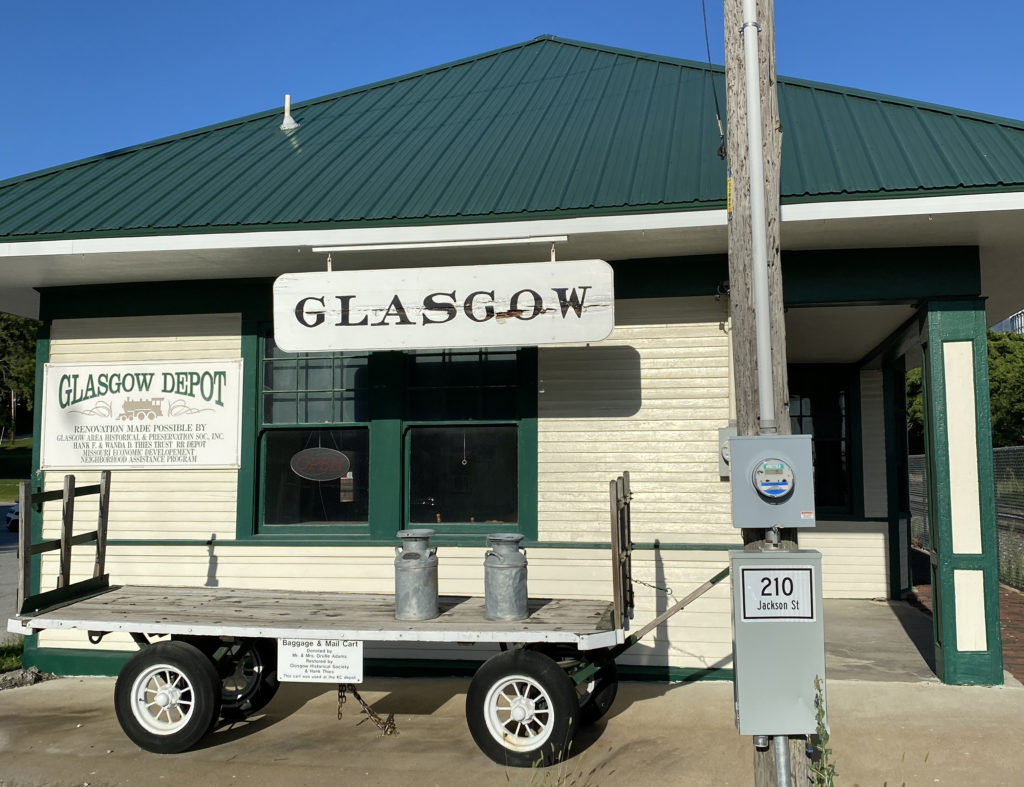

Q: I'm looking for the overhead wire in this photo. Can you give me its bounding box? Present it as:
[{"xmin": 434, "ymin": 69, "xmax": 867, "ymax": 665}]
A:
[{"xmin": 700, "ymin": 0, "xmax": 727, "ymax": 159}]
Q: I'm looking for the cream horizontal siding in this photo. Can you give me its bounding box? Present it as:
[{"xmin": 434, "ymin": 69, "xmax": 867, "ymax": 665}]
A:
[
  {"xmin": 799, "ymin": 522, "xmax": 889, "ymax": 599},
  {"xmin": 40, "ymin": 315, "xmax": 243, "ymax": 599},
  {"xmin": 49, "ymin": 314, "xmax": 241, "ymax": 357},
  {"xmin": 538, "ymin": 296, "xmax": 732, "ymax": 544}
]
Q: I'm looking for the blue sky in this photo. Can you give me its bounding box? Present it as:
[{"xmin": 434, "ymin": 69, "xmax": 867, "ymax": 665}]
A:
[{"xmin": 2, "ymin": 1, "xmax": 1019, "ymax": 182}]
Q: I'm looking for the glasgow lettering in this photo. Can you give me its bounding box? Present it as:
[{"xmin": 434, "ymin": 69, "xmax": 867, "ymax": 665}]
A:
[
  {"xmin": 292, "ymin": 286, "xmax": 592, "ymax": 329},
  {"xmin": 273, "ymin": 260, "xmax": 615, "ymax": 353},
  {"xmin": 58, "ymin": 369, "xmax": 228, "ymax": 409}
]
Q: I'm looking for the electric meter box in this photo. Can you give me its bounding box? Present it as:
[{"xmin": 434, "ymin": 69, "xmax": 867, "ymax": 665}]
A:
[
  {"xmin": 731, "ymin": 549, "xmax": 826, "ymax": 735},
  {"xmin": 730, "ymin": 434, "xmax": 815, "ymax": 529}
]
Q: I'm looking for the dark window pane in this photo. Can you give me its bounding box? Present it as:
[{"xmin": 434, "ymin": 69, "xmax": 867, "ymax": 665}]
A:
[
  {"xmin": 300, "ymin": 358, "xmax": 333, "ymax": 391},
  {"xmin": 408, "ymin": 426, "xmax": 517, "ymax": 524},
  {"xmin": 262, "ymin": 336, "xmax": 369, "ymax": 425},
  {"xmin": 301, "ymin": 393, "xmax": 333, "ymax": 423},
  {"xmin": 265, "ymin": 393, "xmax": 297, "ymax": 423},
  {"xmin": 789, "ymin": 367, "xmax": 853, "ymax": 511},
  {"xmin": 263, "ymin": 428, "xmax": 369, "ymax": 525},
  {"xmin": 482, "ymin": 352, "xmax": 518, "ymax": 385},
  {"xmin": 264, "ymin": 360, "xmax": 297, "ymax": 391},
  {"xmin": 482, "ymin": 389, "xmax": 518, "ymax": 419},
  {"xmin": 407, "ymin": 349, "xmax": 517, "ymax": 420}
]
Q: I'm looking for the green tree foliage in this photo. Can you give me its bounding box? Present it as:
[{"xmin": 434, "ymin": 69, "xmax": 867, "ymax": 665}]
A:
[
  {"xmin": 0, "ymin": 313, "xmax": 39, "ymax": 435},
  {"xmin": 987, "ymin": 330, "xmax": 1024, "ymax": 447},
  {"xmin": 906, "ymin": 367, "xmax": 924, "ymax": 454},
  {"xmin": 906, "ymin": 331, "xmax": 1024, "ymax": 450}
]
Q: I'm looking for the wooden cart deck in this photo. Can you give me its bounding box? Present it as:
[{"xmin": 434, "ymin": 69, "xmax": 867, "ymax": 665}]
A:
[{"xmin": 10, "ymin": 584, "xmax": 622, "ymax": 650}]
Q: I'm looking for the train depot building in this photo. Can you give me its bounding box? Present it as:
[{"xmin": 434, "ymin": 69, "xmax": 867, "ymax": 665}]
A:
[{"xmin": 3, "ymin": 36, "xmax": 1024, "ymax": 687}]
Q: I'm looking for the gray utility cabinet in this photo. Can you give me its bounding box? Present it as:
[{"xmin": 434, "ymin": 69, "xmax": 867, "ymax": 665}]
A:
[{"xmin": 730, "ymin": 549, "xmax": 826, "ymax": 735}]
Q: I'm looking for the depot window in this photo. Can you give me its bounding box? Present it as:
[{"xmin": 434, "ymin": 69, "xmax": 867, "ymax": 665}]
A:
[
  {"xmin": 255, "ymin": 335, "xmax": 536, "ymax": 541},
  {"xmin": 788, "ymin": 365, "xmax": 861, "ymax": 515},
  {"xmin": 259, "ymin": 338, "xmax": 371, "ymax": 534}
]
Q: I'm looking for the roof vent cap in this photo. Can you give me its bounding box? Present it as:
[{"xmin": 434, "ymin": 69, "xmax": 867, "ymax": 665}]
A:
[{"xmin": 280, "ymin": 94, "xmax": 300, "ymax": 131}]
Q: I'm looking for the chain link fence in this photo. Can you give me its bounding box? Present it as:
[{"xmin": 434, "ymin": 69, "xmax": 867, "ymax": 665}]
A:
[{"xmin": 909, "ymin": 447, "xmax": 1024, "ymax": 590}]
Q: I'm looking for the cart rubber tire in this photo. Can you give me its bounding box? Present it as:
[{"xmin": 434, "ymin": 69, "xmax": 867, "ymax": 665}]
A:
[
  {"xmin": 114, "ymin": 640, "xmax": 221, "ymax": 753},
  {"xmin": 466, "ymin": 649, "xmax": 580, "ymax": 767},
  {"xmin": 218, "ymin": 638, "xmax": 279, "ymax": 721},
  {"xmin": 577, "ymin": 662, "xmax": 618, "ymax": 726}
]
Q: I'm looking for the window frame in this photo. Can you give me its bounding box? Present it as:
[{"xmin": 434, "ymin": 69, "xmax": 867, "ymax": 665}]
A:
[
  {"xmin": 241, "ymin": 326, "xmax": 537, "ymax": 544},
  {"xmin": 403, "ymin": 419, "xmax": 521, "ymax": 534}
]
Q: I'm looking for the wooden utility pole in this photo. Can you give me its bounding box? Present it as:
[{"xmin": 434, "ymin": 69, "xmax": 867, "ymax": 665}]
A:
[
  {"xmin": 724, "ymin": 0, "xmax": 789, "ymax": 440},
  {"xmin": 723, "ymin": 1, "xmax": 805, "ymax": 784}
]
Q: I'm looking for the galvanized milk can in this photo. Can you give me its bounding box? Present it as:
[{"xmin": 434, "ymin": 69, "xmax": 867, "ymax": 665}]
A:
[
  {"xmin": 394, "ymin": 529, "xmax": 439, "ymax": 620},
  {"xmin": 484, "ymin": 533, "xmax": 528, "ymax": 621}
]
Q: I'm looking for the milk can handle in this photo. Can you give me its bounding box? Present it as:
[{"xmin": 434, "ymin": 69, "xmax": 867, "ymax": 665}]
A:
[{"xmin": 485, "ymin": 550, "xmax": 505, "ymax": 562}]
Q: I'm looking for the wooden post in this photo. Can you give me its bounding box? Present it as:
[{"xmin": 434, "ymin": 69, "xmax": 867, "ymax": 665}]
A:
[
  {"xmin": 724, "ymin": 0, "xmax": 789, "ymax": 441},
  {"xmin": 94, "ymin": 469, "xmax": 111, "ymax": 578},
  {"xmin": 724, "ymin": 1, "xmax": 805, "ymax": 783},
  {"xmin": 17, "ymin": 479, "xmax": 31, "ymax": 613},
  {"xmin": 59, "ymin": 474, "xmax": 75, "ymax": 588}
]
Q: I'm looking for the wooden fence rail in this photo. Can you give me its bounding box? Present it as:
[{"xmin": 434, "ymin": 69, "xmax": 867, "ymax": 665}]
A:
[{"xmin": 18, "ymin": 470, "xmax": 111, "ymax": 614}]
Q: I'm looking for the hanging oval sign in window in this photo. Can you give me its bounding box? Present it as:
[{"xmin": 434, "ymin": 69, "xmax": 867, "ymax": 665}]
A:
[{"xmin": 289, "ymin": 447, "xmax": 352, "ymax": 481}]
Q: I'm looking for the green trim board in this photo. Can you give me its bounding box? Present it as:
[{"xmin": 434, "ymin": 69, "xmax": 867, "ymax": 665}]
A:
[
  {"xmin": 99, "ymin": 538, "xmax": 741, "ymax": 551},
  {"xmin": 35, "ymin": 250, "xmax": 981, "ymax": 324},
  {"xmin": 921, "ymin": 298, "xmax": 1003, "ymax": 684},
  {"xmin": 235, "ymin": 319, "xmax": 260, "ymax": 541},
  {"xmin": 28, "ymin": 325, "xmax": 50, "ymax": 600},
  {"xmin": 781, "ymin": 247, "xmax": 981, "ymax": 307},
  {"xmin": 38, "ymin": 279, "xmax": 274, "ymax": 321},
  {"xmin": 611, "ymin": 256, "xmax": 728, "ymax": 299}
]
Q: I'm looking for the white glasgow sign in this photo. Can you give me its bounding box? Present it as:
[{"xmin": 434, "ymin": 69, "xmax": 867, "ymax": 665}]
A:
[
  {"xmin": 40, "ymin": 359, "xmax": 243, "ymax": 470},
  {"xmin": 272, "ymin": 260, "xmax": 615, "ymax": 352}
]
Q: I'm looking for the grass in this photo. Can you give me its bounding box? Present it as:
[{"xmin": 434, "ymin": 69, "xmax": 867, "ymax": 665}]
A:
[{"xmin": 1, "ymin": 639, "xmax": 24, "ymax": 672}]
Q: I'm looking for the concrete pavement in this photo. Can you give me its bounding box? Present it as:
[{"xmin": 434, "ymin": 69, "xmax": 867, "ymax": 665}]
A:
[{"xmin": 1, "ymin": 674, "xmax": 1023, "ymax": 786}]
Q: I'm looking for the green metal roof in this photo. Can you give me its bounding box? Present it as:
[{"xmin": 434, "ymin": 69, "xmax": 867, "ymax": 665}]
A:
[{"xmin": 2, "ymin": 35, "xmax": 1024, "ymax": 242}]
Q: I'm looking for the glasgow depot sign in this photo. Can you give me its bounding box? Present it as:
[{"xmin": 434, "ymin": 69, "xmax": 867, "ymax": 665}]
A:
[
  {"xmin": 272, "ymin": 260, "xmax": 615, "ymax": 352},
  {"xmin": 40, "ymin": 359, "xmax": 243, "ymax": 470}
]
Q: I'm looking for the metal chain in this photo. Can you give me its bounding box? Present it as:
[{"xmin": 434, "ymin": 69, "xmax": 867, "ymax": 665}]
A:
[
  {"xmin": 633, "ymin": 576, "xmax": 673, "ymax": 595},
  {"xmin": 336, "ymin": 684, "xmax": 398, "ymax": 736}
]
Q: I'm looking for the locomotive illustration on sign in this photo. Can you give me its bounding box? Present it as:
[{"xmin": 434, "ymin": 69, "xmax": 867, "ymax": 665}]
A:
[{"xmin": 118, "ymin": 398, "xmax": 165, "ymax": 421}]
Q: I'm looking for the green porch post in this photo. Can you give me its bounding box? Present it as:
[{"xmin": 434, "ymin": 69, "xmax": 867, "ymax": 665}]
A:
[{"xmin": 921, "ymin": 298, "xmax": 1003, "ymax": 684}]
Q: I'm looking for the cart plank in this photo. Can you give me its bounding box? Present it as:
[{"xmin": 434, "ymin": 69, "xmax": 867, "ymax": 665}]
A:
[{"xmin": 10, "ymin": 585, "xmax": 621, "ymax": 650}]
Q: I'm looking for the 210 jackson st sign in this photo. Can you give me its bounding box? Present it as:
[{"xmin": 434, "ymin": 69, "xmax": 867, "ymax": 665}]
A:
[
  {"xmin": 272, "ymin": 260, "xmax": 615, "ymax": 352},
  {"xmin": 40, "ymin": 359, "xmax": 243, "ymax": 470}
]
